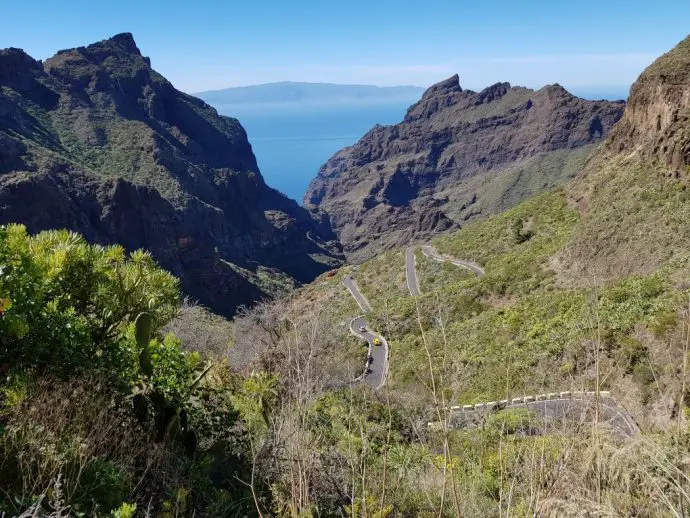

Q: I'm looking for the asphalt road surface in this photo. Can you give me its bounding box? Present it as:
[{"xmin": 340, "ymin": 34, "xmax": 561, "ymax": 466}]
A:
[
  {"xmin": 344, "ymin": 275, "xmax": 387, "ymax": 390},
  {"xmin": 405, "ymin": 247, "xmax": 421, "ymax": 296},
  {"xmin": 349, "ymin": 316, "xmax": 388, "ymax": 390},
  {"xmin": 421, "ymin": 245, "xmax": 485, "ymax": 277},
  {"xmin": 343, "ymin": 275, "xmax": 372, "ymax": 312}
]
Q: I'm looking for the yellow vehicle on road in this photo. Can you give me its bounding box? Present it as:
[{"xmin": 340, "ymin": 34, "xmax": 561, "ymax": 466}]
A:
[{"xmin": 373, "ymin": 338, "xmax": 382, "ymax": 346}]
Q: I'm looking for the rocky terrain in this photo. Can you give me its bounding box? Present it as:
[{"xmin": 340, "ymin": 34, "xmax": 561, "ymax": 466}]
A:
[
  {"xmin": 560, "ymin": 34, "xmax": 690, "ymax": 281},
  {"xmin": 606, "ymin": 35, "xmax": 690, "ymax": 172},
  {"xmin": 0, "ymin": 33, "xmax": 343, "ymax": 315},
  {"xmin": 305, "ymin": 75, "xmax": 625, "ymax": 260}
]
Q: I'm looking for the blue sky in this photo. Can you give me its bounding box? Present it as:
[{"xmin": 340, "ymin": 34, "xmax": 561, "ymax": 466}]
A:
[{"xmin": 1, "ymin": 0, "xmax": 688, "ymax": 94}]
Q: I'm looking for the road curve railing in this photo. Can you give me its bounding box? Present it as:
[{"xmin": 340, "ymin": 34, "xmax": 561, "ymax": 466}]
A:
[{"xmin": 428, "ymin": 390, "xmax": 639, "ymax": 438}]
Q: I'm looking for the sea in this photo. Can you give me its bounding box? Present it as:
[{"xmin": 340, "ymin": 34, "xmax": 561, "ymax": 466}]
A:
[
  {"xmin": 212, "ymin": 88, "xmax": 628, "ymax": 205},
  {"xmin": 213, "ymin": 102, "xmax": 414, "ymax": 203}
]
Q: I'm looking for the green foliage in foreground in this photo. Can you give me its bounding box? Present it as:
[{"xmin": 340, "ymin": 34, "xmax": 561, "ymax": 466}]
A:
[
  {"xmin": 0, "ymin": 225, "xmax": 255, "ymax": 516},
  {"xmin": 0, "ymin": 224, "xmax": 179, "ymax": 374}
]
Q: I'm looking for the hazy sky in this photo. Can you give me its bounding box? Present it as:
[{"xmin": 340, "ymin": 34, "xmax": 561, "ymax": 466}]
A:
[{"xmin": 2, "ymin": 0, "xmax": 688, "ymax": 94}]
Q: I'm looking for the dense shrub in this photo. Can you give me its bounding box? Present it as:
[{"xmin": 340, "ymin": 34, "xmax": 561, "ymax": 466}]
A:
[
  {"xmin": 0, "ymin": 225, "xmax": 256, "ymax": 516},
  {"xmin": 0, "ymin": 224, "xmax": 179, "ymax": 375}
]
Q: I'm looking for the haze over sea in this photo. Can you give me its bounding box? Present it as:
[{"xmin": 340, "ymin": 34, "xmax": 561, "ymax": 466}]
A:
[
  {"xmin": 209, "ymin": 102, "xmax": 409, "ymax": 202},
  {"xmin": 211, "ymin": 86, "xmax": 628, "ymax": 203}
]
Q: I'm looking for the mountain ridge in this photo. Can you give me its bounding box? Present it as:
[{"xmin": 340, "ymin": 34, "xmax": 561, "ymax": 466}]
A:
[
  {"xmin": 304, "ymin": 76, "xmax": 625, "ymax": 261},
  {"xmin": 0, "ymin": 33, "xmax": 343, "ymax": 315}
]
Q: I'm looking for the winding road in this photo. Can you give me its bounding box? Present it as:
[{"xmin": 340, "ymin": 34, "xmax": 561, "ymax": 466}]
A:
[
  {"xmin": 406, "ymin": 245, "xmax": 485, "ymax": 296},
  {"xmin": 405, "ymin": 245, "xmax": 638, "ymax": 436},
  {"xmin": 420, "ymin": 245, "xmax": 485, "ymax": 277},
  {"xmin": 343, "ymin": 275, "xmax": 372, "ymax": 313},
  {"xmin": 340, "ymin": 245, "xmax": 639, "ymax": 436},
  {"xmin": 344, "ymin": 275, "xmax": 388, "ymax": 390}
]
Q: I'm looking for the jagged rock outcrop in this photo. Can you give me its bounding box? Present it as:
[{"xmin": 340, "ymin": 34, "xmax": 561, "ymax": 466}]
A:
[
  {"xmin": 561, "ymin": 34, "xmax": 690, "ymax": 283},
  {"xmin": 0, "ymin": 33, "xmax": 342, "ymax": 315},
  {"xmin": 607, "ymin": 35, "xmax": 690, "ymax": 172},
  {"xmin": 305, "ymin": 75, "xmax": 625, "ymax": 260}
]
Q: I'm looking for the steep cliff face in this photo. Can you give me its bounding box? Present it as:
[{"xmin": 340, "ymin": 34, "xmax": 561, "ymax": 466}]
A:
[
  {"xmin": 305, "ymin": 75, "xmax": 624, "ymax": 260},
  {"xmin": 0, "ymin": 34, "xmax": 342, "ymax": 315},
  {"xmin": 560, "ymin": 35, "xmax": 690, "ymax": 282},
  {"xmin": 606, "ymin": 35, "xmax": 690, "ymax": 172}
]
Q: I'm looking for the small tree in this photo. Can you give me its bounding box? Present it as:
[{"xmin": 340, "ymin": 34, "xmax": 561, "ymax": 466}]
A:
[{"xmin": 512, "ymin": 218, "xmax": 535, "ymax": 244}]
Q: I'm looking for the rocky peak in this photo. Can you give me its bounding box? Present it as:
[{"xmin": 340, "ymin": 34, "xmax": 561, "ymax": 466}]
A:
[
  {"xmin": 541, "ymin": 83, "xmax": 570, "ymax": 96},
  {"xmin": 405, "ymin": 74, "xmax": 467, "ymax": 122},
  {"xmin": 607, "ymin": 34, "xmax": 690, "ymax": 172},
  {"xmin": 421, "ymin": 74, "xmax": 462, "ymax": 100},
  {"xmin": 46, "ymin": 33, "xmax": 151, "ymax": 75},
  {"xmin": 0, "ymin": 48, "xmax": 42, "ymax": 88},
  {"xmin": 477, "ymin": 82, "xmax": 511, "ymax": 104},
  {"xmin": 108, "ymin": 32, "xmax": 143, "ymax": 55},
  {"xmin": 53, "ymin": 32, "xmax": 142, "ymax": 59},
  {"xmin": 39, "ymin": 32, "xmax": 257, "ymax": 173}
]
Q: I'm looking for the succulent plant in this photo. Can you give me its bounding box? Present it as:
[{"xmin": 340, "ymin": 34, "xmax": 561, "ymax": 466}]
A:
[
  {"xmin": 131, "ymin": 312, "xmax": 204, "ymax": 455},
  {"xmin": 135, "ymin": 312, "xmax": 154, "ymax": 377}
]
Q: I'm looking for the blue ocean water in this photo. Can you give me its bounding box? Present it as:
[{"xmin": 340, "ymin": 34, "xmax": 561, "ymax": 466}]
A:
[
  {"xmin": 213, "ymin": 88, "xmax": 627, "ymax": 204},
  {"xmin": 214, "ymin": 103, "xmax": 413, "ymax": 203}
]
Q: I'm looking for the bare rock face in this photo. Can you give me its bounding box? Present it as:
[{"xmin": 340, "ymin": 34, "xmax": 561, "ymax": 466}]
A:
[
  {"xmin": 0, "ymin": 34, "xmax": 343, "ymax": 315},
  {"xmin": 559, "ymin": 35, "xmax": 690, "ymax": 284},
  {"xmin": 607, "ymin": 35, "xmax": 690, "ymax": 172},
  {"xmin": 305, "ymin": 75, "xmax": 625, "ymax": 261}
]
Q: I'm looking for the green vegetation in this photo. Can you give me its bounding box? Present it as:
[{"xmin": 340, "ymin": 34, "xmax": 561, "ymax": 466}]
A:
[
  {"xmin": 343, "ymin": 186, "xmax": 688, "ymax": 415},
  {"xmin": 221, "ymin": 258, "xmax": 296, "ymax": 296},
  {"xmin": 435, "ymin": 190, "xmax": 578, "ymax": 298},
  {"xmin": 0, "ymin": 224, "xmax": 179, "ymax": 374},
  {"xmin": 0, "ymin": 225, "xmax": 255, "ymax": 516},
  {"xmin": 247, "ymin": 165, "xmax": 689, "ymax": 515},
  {"xmin": 3, "ymin": 32, "xmax": 688, "ymax": 517},
  {"xmin": 3, "ymin": 162, "xmax": 690, "ymax": 516},
  {"xmin": 356, "ymin": 249, "xmax": 409, "ymax": 307},
  {"xmin": 415, "ymin": 248, "xmax": 473, "ymax": 294},
  {"xmin": 439, "ymin": 145, "xmax": 597, "ymax": 224},
  {"xmin": 563, "ymin": 154, "xmax": 690, "ymax": 281}
]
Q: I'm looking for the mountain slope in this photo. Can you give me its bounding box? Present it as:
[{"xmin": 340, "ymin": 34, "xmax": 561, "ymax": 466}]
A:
[
  {"xmin": 304, "ymin": 76, "xmax": 625, "ymax": 261},
  {"xmin": 0, "ymin": 33, "xmax": 343, "ymax": 315},
  {"xmin": 274, "ymin": 36, "xmax": 690, "ymax": 429},
  {"xmin": 561, "ymin": 34, "xmax": 690, "ymax": 282}
]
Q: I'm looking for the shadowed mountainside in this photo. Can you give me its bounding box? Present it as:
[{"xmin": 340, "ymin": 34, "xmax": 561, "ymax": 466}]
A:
[
  {"xmin": 0, "ymin": 33, "xmax": 343, "ymax": 315},
  {"xmin": 305, "ymin": 76, "xmax": 625, "ymax": 261}
]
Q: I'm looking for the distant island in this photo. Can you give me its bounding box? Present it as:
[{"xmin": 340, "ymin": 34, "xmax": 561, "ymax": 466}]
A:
[{"xmin": 195, "ymin": 81, "xmax": 425, "ymax": 110}]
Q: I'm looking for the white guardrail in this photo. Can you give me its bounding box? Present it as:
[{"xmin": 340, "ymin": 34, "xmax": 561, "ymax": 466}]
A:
[
  {"xmin": 427, "ymin": 390, "xmax": 642, "ymax": 437},
  {"xmin": 444, "ymin": 390, "xmax": 612, "ymax": 413}
]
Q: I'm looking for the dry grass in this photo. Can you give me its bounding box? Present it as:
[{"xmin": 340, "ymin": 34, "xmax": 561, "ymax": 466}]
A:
[
  {"xmin": 163, "ymin": 298, "xmax": 234, "ymax": 361},
  {"xmin": 0, "ymin": 376, "xmax": 188, "ymax": 516}
]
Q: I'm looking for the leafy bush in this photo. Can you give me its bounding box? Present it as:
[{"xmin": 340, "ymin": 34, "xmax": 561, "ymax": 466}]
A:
[
  {"xmin": 0, "ymin": 225, "xmax": 257, "ymax": 516},
  {"xmin": 0, "ymin": 224, "xmax": 179, "ymax": 375}
]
